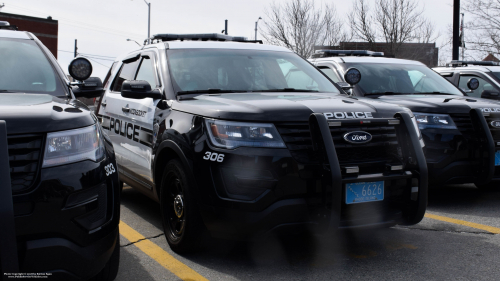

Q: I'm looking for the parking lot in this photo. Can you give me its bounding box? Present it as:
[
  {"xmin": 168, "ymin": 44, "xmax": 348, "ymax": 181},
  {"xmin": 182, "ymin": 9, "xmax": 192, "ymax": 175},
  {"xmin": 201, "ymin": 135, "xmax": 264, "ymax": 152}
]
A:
[{"xmin": 116, "ymin": 184, "xmax": 500, "ymax": 281}]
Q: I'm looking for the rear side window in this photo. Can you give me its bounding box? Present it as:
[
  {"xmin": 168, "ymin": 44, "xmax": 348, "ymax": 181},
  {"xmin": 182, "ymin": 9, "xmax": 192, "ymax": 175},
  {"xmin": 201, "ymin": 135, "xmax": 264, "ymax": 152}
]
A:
[{"xmin": 111, "ymin": 59, "xmax": 140, "ymax": 92}]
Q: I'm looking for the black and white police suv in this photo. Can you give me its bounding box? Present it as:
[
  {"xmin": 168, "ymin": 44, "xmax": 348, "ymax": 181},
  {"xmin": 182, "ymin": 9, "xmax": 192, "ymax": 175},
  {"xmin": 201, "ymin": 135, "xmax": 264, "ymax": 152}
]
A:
[
  {"xmin": 0, "ymin": 23, "xmax": 120, "ymax": 280},
  {"xmin": 97, "ymin": 34, "xmax": 427, "ymax": 253},
  {"xmin": 311, "ymin": 50, "xmax": 500, "ymax": 189},
  {"xmin": 434, "ymin": 60, "xmax": 500, "ymax": 101}
]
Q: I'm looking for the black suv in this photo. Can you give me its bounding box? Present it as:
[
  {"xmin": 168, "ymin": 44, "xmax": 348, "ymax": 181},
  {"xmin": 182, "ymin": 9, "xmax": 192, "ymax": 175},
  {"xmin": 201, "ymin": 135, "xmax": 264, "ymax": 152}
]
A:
[
  {"xmin": 311, "ymin": 50, "xmax": 500, "ymax": 189},
  {"xmin": 0, "ymin": 23, "xmax": 120, "ymax": 280},
  {"xmin": 97, "ymin": 34, "xmax": 428, "ymax": 253}
]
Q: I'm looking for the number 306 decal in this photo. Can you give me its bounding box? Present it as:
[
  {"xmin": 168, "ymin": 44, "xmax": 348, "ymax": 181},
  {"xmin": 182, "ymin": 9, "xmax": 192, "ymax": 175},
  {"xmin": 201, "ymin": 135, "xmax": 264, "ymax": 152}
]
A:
[
  {"xmin": 203, "ymin": 151, "xmax": 225, "ymax": 162},
  {"xmin": 105, "ymin": 163, "xmax": 116, "ymax": 176}
]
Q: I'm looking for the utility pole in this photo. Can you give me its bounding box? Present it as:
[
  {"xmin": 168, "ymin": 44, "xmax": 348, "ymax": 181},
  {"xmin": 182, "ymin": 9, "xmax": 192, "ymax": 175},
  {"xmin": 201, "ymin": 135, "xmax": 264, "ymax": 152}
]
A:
[
  {"xmin": 144, "ymin": 0, "xmax": 151, "ymax": 44},
  {"xmin": 74, "ymin": 39, "xmax": 77, "ymax": 58},
  {"xmin": 225, "ymin": 20, "xmax": 228, "ymax": 35},
  {"xmin": 461, "ymin": 13, "xmax": 465, "ymax": 61},
  {"xmin": 452, "ymin": 0, "xmax": 460, "ymax": 61},
  {"xmin": 255, "ymin": 17, "xmax": 262, "ymax": 41}
]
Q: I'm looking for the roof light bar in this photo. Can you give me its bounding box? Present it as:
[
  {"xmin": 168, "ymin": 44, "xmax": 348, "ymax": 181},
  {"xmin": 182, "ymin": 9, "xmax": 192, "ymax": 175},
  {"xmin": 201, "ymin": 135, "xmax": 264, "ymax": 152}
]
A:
[
  {"xmin": 446, "ymin": 60, "xmax": 500, "ymax": 67},
  {"xmin": 0, "ymin": 21, "xmax": 17, "ymax": 31},
  {"xmin": 146, "ymin": 33, "xmax": 263, "ymax": 45},
  {"xmin": 312, "ymin": 50, "xmax": 385, "ymax": 58}
]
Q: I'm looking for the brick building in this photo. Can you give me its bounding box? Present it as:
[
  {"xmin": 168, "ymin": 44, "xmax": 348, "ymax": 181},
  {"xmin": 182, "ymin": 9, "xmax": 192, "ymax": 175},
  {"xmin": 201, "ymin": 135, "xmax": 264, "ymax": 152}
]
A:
[
  {"xmin": 0, "ymin": 12, "xmax": 58, "ymax": 58},
  {"xmin": 315, "ymin": 42, "xmax": 439, "ymax": 67}
]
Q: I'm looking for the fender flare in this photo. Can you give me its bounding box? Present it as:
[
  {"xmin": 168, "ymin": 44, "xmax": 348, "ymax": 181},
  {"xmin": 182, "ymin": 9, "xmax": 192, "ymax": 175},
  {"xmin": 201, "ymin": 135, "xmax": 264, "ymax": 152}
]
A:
[{"xmin": 152, "ymin": 140, "xmax": 197, "ymax": 199}]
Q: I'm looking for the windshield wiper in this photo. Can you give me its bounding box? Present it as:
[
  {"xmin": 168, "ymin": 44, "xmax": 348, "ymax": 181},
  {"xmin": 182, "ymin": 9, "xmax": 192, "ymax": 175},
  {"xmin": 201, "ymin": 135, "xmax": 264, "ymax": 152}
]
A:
[
  {"xmin": 364, "ymin": 92, "xmax": 408, "ymax": 96},
  {"xmin": 176, "ymin": 89, "xmax": 245, "ymax": 95},
  {"xmin": 412, "ymin": 92, "xmax": 456, "ymax": 95},
  {"xmin": 254, "ymin": 88, "xmax": 319, "ymax": 92}
]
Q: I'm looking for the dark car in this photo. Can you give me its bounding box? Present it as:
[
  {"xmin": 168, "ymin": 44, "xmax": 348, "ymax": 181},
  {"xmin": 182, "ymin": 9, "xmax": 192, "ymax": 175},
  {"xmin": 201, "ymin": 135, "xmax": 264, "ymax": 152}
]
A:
[
  {"xmin": 311, "ymin": 50, "xmax": 500, "ymax": 190},
  {"xmin": 96, "ymin": 34, "xmax": 428, "ymax": 253},
  {"xmin": 0, "ymin": 23, "xmax": 120, "ymax": 280}
]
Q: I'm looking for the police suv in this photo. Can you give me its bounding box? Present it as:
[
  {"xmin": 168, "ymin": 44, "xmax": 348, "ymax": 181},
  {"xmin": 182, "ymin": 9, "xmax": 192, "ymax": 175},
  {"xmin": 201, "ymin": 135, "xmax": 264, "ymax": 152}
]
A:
[
  {"xmin": 97, "ymin": 34, "xmax": 427, "ymax": 253},
  {"xmin": 0, "ymin": 23, "xmax": 120, "ymax": 280},
  {"xmin": 434, "ymin": 60, "xmax": 500, "ymax": 101},
  {"xmin": 311, "ymin": 50, "xmax": 500, "ymax": 189}
]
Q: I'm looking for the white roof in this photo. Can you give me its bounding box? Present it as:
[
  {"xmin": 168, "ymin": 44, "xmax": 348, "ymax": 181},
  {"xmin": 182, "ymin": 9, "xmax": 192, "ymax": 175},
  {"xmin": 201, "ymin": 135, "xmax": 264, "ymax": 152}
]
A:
[
  {"xmin": 434, "ymin": 65, "xmax": 500, "ymax": 73},
  {"xmin": 166, "ymin": 41, "xmax": 292, "ymax": 52},
  {"xmin": 0, "ymin": 30, "xmax": 30, "ymax": 39},
  {"xmin": 313, "ymin": 56, "xmax": 425, "ymax": 65}
]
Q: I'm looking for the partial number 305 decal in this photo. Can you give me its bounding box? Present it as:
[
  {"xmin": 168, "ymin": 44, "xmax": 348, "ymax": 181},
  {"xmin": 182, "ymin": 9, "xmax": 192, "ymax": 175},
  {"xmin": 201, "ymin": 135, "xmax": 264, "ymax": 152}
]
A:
[
  {"xmin": 105, "ymin": 163, "xmax": 116, "ymax": 176},
  {"xmin": 203, "ymin": 151, "xmax": 225, "ymax": 162}
]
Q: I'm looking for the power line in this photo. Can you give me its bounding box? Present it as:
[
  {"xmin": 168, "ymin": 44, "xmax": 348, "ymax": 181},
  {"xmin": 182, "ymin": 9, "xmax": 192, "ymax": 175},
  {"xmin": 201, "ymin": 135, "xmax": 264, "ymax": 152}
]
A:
[
  {"xmin": 58, "ymin": 50, "xmax": 115, "ymax": 59},
  {"xmin": 5, "ymin": 4, "xmax": 144, "ymax": 40},
  {"xmin": 80, "ymin": 55, "xmax": 111, "ymax": 68}
]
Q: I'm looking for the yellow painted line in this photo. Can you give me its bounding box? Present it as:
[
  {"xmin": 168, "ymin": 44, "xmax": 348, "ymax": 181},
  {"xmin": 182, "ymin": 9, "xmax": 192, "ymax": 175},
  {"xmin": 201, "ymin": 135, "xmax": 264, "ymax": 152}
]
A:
[
  {"xmin": 425, "ymin": 213, "xmax": 500, "ymax": 234},
  {"xmin": 119, "ymin": 221, "xmax": 209, "ymax": 281}
]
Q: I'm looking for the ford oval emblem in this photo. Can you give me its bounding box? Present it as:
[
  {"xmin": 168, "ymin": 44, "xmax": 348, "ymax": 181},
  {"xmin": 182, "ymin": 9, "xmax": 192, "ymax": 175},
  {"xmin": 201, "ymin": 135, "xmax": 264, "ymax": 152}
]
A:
[
  {"xmin": 343, "ymin": 131, "xmax": 372, "ymax": 144},
  {"xmin": 491, "ymin": 120, "xmax": 500, "ymax": 128}
]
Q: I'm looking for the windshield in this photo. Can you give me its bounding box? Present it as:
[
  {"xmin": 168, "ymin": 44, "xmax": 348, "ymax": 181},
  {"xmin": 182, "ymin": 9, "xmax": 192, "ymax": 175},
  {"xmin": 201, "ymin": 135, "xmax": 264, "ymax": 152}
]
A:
[
  {"xmin": 0, "ymin": 38, "xmax": 65, "ymax": 96},
  {"xmin": 343, "ymin": 63, "xmax": 463, "ymax": 96},
  {"xmin": 167, "ymin": 49, "xmax": 340, "ymax": 94}
]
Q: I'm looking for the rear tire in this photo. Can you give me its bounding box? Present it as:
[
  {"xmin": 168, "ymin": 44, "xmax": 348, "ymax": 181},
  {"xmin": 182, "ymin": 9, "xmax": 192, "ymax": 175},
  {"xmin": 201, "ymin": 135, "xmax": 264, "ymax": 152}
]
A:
[
  {"xmin": 475, "ymin": 181, "xmax": 500, "ymax": 191},
  {"xmin": 160, "ymin": 159, "xmax": 206, "ymax": 254}
]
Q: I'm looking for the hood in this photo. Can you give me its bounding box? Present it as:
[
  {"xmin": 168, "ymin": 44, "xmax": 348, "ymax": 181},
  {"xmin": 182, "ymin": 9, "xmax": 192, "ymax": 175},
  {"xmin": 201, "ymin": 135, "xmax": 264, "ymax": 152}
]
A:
[
  {"xmin": 172, "ymin": 92, "xmax": 408, "ymax": 122},
  {"xmin": 372, "ymin": 94, "xmax": 500, "ymax": 114},
  {"xmin": 0, "ymin": 94, "xmax": 95, "ymax": 135}
]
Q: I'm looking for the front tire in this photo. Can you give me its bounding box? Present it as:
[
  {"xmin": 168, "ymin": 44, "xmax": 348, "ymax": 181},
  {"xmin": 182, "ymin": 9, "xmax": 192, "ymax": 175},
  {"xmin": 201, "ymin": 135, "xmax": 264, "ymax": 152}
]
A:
[{"xmin": 160, "ymin": 159, "xmax": 205, "ymax": 254}]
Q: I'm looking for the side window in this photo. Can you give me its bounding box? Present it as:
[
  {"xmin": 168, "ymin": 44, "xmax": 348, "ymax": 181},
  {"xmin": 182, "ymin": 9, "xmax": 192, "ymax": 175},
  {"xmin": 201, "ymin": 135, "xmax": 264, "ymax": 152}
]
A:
[
  {"xmin": 458, "ymin": 75, "xmax": 492, "ymax": 97},
  {"xmin": 318, "ymin": 67, "xmax": 341, "ymax": 83},
  {"xmin": 285, "ymin": 67, "xmax": 319, "ymax": 91},
  {"xmin": 111, "ymin": 59, "xmax": 140, "ymax": 92},
  {"xmin": 135, "ymin": 57, "xmax": 158, "ymax": 88}
]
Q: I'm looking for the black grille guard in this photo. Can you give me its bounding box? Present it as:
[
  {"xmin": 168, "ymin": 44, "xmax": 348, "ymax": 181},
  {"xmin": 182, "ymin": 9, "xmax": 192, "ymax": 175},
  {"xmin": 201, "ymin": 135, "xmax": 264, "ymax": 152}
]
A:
[
  {"xmin": 308, "ymin": 112, "xmax": 428, "ymax": 232},
  {"xmin": 470, "ymin": 108, "xmax": 495, "ymax": 185},
  {"xmin": 0, "ymin": 121, "xmax": 19, "ymax": 275}
]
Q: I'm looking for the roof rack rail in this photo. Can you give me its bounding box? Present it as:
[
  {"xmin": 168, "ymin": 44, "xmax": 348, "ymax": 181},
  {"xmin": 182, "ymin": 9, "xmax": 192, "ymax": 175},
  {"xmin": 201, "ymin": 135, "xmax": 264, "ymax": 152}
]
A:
[
  {"xmin": 0, "ymin": 21, "xmax": 18, "ymax": 31},
  {"xmin": 312, "ymin": 50, "xmax": 384, "ymax": 58},
  {"xmin": 446, "ymin": 60, "xmax": 500, "ymax": 67},
  {"xmin": 145, "ymin": 33, "xmax": 263, "ymax": 45}
]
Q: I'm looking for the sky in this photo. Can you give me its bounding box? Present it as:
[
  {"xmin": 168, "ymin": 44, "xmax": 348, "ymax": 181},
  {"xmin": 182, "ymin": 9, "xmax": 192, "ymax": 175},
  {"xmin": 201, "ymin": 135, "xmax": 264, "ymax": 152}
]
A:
[{"xmin": 3, "ymin": 0, "xmax": 454, "ymax": 79}]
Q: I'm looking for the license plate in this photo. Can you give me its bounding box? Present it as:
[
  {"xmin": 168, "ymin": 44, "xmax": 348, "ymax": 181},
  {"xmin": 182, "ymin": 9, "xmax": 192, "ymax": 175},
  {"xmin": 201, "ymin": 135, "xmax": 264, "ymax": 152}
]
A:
[
  {"xmin": 496, "ymin": 151, "xmax": 500, "ymax": 166},
  {"xmin": 346, "ymin": 181, "xmax": 384, "ymax": 204}
]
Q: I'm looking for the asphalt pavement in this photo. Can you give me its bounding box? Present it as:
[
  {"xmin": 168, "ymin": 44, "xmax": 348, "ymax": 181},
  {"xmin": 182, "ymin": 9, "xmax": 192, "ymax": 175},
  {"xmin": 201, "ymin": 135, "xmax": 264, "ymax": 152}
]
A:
[{"xmin": 116, "ymin": 184, "xmax": 500, "ymax": 281}]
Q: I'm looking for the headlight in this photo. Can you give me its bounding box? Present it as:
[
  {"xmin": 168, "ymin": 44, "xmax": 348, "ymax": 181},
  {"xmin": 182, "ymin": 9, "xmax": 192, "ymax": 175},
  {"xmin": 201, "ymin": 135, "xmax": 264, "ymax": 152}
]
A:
[
  {"xmin": 43, "ymin": 124, "xmax": 105, "ymax": 168},
  {"xmin": 410, "ymin": 116, "xmax": 425, "ymax": 147},
  {"xmin": 205, "ymin": 119, "xmax": 286, "ymax": 149},
  {"xmin": 413, "ymin": 112, "xmax": 457, "ymax": 130}
]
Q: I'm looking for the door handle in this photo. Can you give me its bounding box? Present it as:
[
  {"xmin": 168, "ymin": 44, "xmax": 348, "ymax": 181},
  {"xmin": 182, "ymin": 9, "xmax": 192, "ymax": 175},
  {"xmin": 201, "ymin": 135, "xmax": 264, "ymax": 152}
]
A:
[
  {"xmin": 102, "ymin": 101, "xmax": 107, "ymax": 107},
  {"xmin": 122, "ymin": 107, "xmax": 130, "ymax": 113}
]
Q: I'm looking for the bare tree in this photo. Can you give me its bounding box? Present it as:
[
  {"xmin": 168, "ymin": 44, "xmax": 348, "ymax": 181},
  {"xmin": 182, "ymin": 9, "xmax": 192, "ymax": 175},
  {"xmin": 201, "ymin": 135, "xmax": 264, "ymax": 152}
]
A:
[
  {"xmin": 463, "ymin": 0, "xmax": 500, "ymax": 57},
  {"xmin": 348, "ymin": 0, "xmax": 377, "ymax": 49},
  {"xmin": 261, "ymin": 0, "xmax": 347, "ymax": 58},
  {"xmin": 349, "ymin": 0, "xmax": 439, "ymax": 57}
]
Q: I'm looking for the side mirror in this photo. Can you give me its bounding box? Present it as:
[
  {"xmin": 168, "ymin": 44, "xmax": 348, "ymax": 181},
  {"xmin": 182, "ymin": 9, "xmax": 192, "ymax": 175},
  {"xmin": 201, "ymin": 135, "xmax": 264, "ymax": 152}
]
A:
[
  {"xmin": 68, "ymin": 57, "xmax": 93, "ymax": 81},
  {"xmin": 460, "ymin": 88, "xmax": 473, "ymax": 94},
  {"xmin": 344, "ymin": 68, "xmax": 362, "ymax": 85},
  {"xmin": 481, "ymin": 90, "xmax": 500, "ymax": 100},
  {"xmin": 467, "ymin": 78, "xmax": 480, "ymax": 90},
  {"xmin": 336, "ymin": 82, "xmax": 352, "ymax": 92},
  {"xmin": 121, "ymin": 80, "xmax": 163, "ymax": 99},
  {"xmin": 73, "ymin": 77, "xmax": 104, "ymax": 98}
]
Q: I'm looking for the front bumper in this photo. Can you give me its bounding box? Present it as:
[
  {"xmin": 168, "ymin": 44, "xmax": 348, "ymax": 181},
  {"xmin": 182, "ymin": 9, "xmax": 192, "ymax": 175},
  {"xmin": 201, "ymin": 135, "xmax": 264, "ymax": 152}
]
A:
[
  {"xmin": 193, "ymin": 113, "xmax": 428, "ymax": 240},
  {"xmin": 2, "ymin": 127, "xmax": 120, "ymax": 279}
]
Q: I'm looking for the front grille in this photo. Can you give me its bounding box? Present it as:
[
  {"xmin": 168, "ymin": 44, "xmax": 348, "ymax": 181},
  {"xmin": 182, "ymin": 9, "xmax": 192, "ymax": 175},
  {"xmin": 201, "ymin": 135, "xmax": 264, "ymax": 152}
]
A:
[
  {"xmin": 275, "ymin": 121, "xmax": 402, "ymax": 167},
  {"xmin": 7, "ymin": 134, "xmax": 43, "ymax": 192},
  {"xmin": 450, "ymin": 113, "xmax": 476, "ymax": 140}
]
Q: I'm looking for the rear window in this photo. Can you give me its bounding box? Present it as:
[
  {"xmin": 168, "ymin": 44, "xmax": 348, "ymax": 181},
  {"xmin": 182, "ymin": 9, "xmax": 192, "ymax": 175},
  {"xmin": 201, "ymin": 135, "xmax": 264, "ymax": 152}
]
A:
[{"xmin": 0, "ymin": 38, "xmax": 65, "ymax": 96}]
